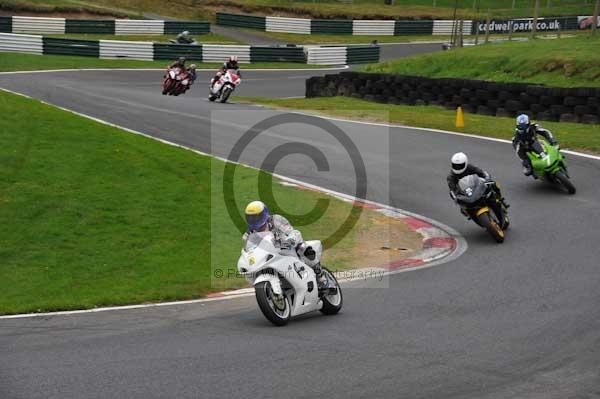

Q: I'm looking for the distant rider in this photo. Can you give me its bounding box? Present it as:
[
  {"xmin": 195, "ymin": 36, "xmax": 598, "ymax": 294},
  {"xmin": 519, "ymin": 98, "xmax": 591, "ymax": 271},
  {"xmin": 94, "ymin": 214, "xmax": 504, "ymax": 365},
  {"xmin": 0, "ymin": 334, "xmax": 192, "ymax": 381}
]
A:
[
  {"xmin": 168, "ymin": 56, "xmax": 186, "ymax": 70},
  {"xmin": 243, "ymin": 201, "xmax": 329, "ymax": 290},
  {"xmin": 175, "ymin": 30, "xmax": 194, "ymax": 45},
  {"xmin": 447, "ymin": 152, "xmax": 509, "ymax": 208},
  {"xmin": 513, "ymin": 114, "xmax": 558, "ymax": 176},
  {"xmin": 211, "ymin": 56, "xmax": 241, "ymax": 88},
  {"xmin": 187, "ymin": 64, "xmax": 197, "ymax": 84}
]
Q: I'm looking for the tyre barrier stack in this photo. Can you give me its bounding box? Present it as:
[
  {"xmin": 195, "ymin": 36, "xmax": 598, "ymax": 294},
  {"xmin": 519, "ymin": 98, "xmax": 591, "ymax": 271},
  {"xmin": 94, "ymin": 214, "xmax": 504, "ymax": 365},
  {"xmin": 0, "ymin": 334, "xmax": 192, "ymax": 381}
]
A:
[
  {"xmin": 0, "ymin": 16, "xmax": 210, "ymax": 35},
  {"xmin": 0, "ymin": 33, "xmax": 380, "ymax": 65},
  {"xmin": 306, "ymin": 71, "xmax": 600, "ymax": 124},
  {"xmin": 217, "ymin": 12, "xmax": 582, "ymax": 36}
]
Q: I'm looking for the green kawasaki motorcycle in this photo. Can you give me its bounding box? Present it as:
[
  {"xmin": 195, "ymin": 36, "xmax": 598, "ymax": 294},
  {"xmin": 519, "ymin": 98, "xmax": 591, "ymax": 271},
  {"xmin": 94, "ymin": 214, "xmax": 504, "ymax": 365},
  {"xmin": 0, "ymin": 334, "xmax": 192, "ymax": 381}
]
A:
[{"xmin": 527, "ymin": 138, "xmax": 576, "ymax": 195}]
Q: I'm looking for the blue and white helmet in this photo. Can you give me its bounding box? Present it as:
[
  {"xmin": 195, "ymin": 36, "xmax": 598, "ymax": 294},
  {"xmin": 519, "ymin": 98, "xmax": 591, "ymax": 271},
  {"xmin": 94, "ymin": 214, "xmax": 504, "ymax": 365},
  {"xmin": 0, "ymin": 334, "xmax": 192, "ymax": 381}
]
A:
[{"xmin": 516, "ymin": 114, "xmax": 530, "ymax": 131}]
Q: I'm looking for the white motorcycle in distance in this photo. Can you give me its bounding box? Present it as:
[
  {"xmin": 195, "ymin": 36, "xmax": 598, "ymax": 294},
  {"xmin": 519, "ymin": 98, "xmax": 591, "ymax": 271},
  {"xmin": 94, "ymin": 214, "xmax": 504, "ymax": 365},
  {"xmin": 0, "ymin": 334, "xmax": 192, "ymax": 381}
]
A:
[
  {"xmin": 209, "ymin": 69, "xmax": 241, "ymax": 103},
  {"xmin": 238, "ymin": 231, "xmax": 343, "ymax": 326}
]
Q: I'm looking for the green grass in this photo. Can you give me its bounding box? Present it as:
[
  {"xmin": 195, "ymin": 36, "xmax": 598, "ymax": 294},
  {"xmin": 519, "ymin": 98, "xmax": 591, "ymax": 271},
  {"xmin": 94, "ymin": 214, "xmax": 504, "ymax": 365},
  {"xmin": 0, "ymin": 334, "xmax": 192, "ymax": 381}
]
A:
[
  {"xmin": 0, "ymin": 89, "xmax": 412, "ymax": 314},
  {"xmin": 2, "ymin": 0, "xmax": 596, "ymax": 20},
  {"xmin": 238, "ymin": 96, "xmax": 600, "ymax": 154},
  {"xmin": 45, "ymin": 33, "xmax": 244, "ymax": 45},
  {"xmin": 361, "ymin": 35, "xmax": 600, "ymax": 88},
  {"xmin": 0, "ymin": 52, "xmax": 327, "ymax": 72}
]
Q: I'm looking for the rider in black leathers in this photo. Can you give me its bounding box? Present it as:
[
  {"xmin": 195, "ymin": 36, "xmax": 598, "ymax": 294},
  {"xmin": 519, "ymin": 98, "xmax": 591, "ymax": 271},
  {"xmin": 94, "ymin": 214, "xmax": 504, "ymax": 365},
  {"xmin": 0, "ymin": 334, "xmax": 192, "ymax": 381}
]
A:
[{"xmin": 513, "ymin": 114, "xmax": 558, "ymax": 176}]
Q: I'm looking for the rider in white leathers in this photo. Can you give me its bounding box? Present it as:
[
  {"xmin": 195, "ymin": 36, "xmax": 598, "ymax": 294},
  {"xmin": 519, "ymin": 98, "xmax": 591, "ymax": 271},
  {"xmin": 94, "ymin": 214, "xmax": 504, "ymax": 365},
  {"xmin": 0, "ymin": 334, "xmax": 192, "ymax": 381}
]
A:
[{"xmin": 244, "ymin": 201, "xmax": 328, "ymax": 290}]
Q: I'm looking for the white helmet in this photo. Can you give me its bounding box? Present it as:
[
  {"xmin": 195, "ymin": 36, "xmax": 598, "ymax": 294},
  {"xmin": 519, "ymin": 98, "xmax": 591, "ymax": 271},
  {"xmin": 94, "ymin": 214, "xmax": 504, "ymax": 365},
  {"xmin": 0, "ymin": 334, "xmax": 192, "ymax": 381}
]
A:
[{"xmin": 451, "ymin": 152, "xmax": 468, "ymax": 174}]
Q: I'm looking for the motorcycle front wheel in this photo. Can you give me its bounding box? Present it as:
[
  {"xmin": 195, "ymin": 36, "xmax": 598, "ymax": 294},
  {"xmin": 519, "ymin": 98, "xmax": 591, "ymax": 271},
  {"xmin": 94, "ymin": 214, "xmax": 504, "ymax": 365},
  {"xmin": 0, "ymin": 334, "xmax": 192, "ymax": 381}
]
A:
[
  {"xmin": 220, "ymin": 86, "xmax": 232, "ymax": 103},
  {"xmin": 478, "ymin": 212, "xmax": 505, "ymax": 243},
  {"xmin": 255, "ymin": 281, "xmax": 291, "ymax": 326},
  {"xmin": 319, "ymin": 267, "xmax": 343, "ymax": 315},
  {"xmin": 555, "ymin": 170, "xmax": 576, "ymax": 195}
]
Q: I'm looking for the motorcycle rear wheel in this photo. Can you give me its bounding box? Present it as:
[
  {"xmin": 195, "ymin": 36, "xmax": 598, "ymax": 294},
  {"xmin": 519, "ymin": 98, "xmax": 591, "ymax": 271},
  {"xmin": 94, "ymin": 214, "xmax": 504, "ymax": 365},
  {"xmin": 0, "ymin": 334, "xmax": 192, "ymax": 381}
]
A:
[
  {"xmin": 479, "ymin": 212, "xmax": 505, "ymax": 243},
  {"xmin": 319, "ymin": 267, "xmax": 343, "ymax": 315},
  {"xmin": 255, "ymin": 281, "xmax": 291, "ymax": 326},
  {"xmin": 555, "ymin": 170, "xmax": 576, "ymax": 195}
]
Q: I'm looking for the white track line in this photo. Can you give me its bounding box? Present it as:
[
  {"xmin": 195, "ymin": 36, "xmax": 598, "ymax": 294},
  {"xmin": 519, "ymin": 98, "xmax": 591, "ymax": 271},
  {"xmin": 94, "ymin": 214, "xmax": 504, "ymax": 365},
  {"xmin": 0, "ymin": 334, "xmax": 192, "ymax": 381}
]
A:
[{"xmin": 0, "ymin": 85, "xmax": 466, "ymax": 320}]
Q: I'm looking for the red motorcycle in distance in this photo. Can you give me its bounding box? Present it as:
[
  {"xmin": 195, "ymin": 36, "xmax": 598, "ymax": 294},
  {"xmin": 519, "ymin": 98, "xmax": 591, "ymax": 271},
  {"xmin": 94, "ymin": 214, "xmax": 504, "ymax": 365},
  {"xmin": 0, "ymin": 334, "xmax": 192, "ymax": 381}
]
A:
[{"xmin": 162, "ymin": 67, "xmax": 192, "ymax": 96}]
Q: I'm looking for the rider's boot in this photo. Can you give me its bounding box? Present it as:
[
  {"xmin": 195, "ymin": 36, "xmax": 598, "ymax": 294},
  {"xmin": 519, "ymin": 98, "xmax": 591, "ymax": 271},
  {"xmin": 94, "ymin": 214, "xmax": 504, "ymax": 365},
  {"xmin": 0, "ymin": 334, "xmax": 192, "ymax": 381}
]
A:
[
  {"xmin": 313, "ymin": 263, "xmax": 330, "ymax": 291},
  {"xmin": 521, "ymin": 160, "xmax": 533, "ymax": 176}
]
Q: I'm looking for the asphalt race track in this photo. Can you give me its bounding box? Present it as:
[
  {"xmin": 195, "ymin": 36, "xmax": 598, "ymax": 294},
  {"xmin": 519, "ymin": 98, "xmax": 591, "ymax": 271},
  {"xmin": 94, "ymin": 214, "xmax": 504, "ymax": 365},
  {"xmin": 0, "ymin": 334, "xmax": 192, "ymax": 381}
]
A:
[{"xmin": 1, "ymin": 66, "xmax": 599, "ymax": 399}]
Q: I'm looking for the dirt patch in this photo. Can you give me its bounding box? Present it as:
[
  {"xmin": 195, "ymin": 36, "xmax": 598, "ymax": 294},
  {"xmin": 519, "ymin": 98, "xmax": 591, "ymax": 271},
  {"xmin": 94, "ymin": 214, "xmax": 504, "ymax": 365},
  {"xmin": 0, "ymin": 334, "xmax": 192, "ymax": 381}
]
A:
[
  {"xmin": 324, "ymin": 207, "xmax": 423, "ymax": 271},
  {"xmin": 351, "ymin": 213, "xmax": 422, "ymax": 269}
]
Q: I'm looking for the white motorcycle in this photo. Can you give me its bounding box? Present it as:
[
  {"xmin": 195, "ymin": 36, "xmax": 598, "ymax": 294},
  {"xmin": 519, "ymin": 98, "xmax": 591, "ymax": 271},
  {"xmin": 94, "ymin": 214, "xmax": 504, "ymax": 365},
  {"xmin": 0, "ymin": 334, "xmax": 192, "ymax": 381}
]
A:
[
  {"xmin": 238, "ymin": 231, "xmax": 343, "ymax": 326},
  {"xmin": 209, "ymin": 69, "xmax": 241, "ymax": 103}
]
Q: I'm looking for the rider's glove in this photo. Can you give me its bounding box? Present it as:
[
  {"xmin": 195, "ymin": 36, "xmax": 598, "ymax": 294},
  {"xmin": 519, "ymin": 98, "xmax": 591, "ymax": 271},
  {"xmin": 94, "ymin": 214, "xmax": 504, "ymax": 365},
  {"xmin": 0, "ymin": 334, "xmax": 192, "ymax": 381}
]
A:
[
  {"xmin": 553, "ymin": 143, "xmax": 560, "ymax": 150},
  {"xmin": 449, "ymin": 191, "xmax": 457, "ymax": 202}
]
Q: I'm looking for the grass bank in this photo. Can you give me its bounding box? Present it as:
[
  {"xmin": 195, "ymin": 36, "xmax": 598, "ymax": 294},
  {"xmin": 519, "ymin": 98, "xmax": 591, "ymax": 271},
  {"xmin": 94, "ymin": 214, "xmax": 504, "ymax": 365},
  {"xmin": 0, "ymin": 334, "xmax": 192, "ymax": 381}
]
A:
[
  {"xmin": 0, "ymin": 52, "xmax": 328, "ymax": 72},
  {"xmin": 361, "ymin": 35, "xmax": 600, "ymax": 88},
  {"xmin": 237, "ymin": 96, "xmax": 600, "ymax": 155},
  {"xmin": 0, "ymin": 90, "xmax": 421, "ymax": 314},
  {"xmin": 2, "ymin": 0, "xmax": 595, "ymax": 20}
]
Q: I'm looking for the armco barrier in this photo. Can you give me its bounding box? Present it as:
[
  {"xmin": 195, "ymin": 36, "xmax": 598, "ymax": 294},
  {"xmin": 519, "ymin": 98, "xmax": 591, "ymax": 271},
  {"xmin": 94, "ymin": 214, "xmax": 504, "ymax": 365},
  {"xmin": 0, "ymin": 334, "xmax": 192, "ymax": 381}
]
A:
[
  {"xmin": 12, "ymin": 16, "xmax": 65, "ymax": 34},
  {"xmin": 0, "ymin": 16, "xmax": 12, "ymax": 33},
  {"xmin": 153, "ymin": 43, "xmax": 203, "ymax": 61},
  {"xmin": 164, "ymin": 21, "xmax": 210, "ymax": 35},
  {"xmin": 346, "ymin": 46, "xmax": 380, "ymax": 64},
  {"xmin": 65, "ymin": 19, "xmax": 114, "ymax": 34},
  {"xmin": 0, "ymin": 32, "xmax": 42, "ymax": 55},
  {"xmin": 216, "ymin": 12, "xmax": 266, "ymax": 30},
  {"xmin": 0, "ymin": 33, "xmax": 379, "ymax": 65},
  {"xmin": 307, "ymin": 46, "xmax": 346, "ymax": 65},
  {"xmin": 394, "ymin": 20, "xmax": 433, "ymax": 35},
  {"xmin": 250, "ymin": 45, "xmax": 305, "ymax": 62},
  {"xmin": 115, "ymin": 19, "xmax": 163, "ymax": 35},
  {"xmin": 433, "ymin": 20, "xmax": 473, "ymax": 35},
  {"xmin": 353, "ymin": 20, "xmax": 395, "ymax": 36},
  {"xmin": 202, "ymin": 44, "xmax": 251, "ymax": 63},
  {"xmin": 43, "ymin": 37, "xmax": 100, "ymax": 57},
  {"xmin": 306, "ymin": 71, "xmax": 600, "ymax": 124},
  {"xmin": 1, "ymin": 16, "xmax": 210, "ymax": 35},
  {"xmin": 311, "ymin": 19, "xmax": 353, "ymax": 34},
  {"xmin": 217, "ymin": 12, "xmax": 585, "ymax": 36},
  {"xmin": 266, "ymin": 17, "xmax": 311, "ymax": 34},
  {"xmin": 99, "ymin": 40, "xmax": 154, "ymax": 60}
]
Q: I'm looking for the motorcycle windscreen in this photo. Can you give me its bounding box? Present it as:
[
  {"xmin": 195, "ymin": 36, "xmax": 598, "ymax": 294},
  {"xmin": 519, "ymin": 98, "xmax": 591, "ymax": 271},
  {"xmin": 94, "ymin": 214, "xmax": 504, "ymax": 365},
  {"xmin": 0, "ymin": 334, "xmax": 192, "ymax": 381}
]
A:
[
  {"xmin": 457, "ymin": 174, "xmax": 486, "ymax": 204},
  {"xmin": 244, "ymin": 231, "xmax": 276, "ymax": 252}
]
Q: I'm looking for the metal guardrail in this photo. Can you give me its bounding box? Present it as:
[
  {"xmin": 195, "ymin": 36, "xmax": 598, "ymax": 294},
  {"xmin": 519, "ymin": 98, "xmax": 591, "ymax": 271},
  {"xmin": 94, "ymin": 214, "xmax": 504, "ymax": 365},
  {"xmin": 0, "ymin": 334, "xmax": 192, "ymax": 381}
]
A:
[
  {"xmin": 12, "ymin": 16, "xmax": 65, "ymax": 34},
  {"xmin": 0, "ymin": 33, "xmax": 380, "ymax": 65},
  {"xmin": 0, "ymin": 16, "xmax": 210, "ymax": 36},
  {"xmin": 115, "ymin": 19, "xmax": 164, "ymax": 35},
  {"xmin": 199, "ymin": 44, "xmax": 251, "ymax": 63},
  {"xmin": 217, "ymin": 12, "xmax": 583, "ymax": 36},
  {"xmin": 99, "ymin": 40, "xmax": 154, "ymax": 60},
  {"xmin": 353, "ymin": 20, "xmax": 395, "ymax": 36},
  {"xmin": 307, "ymin": 46, "xmax": 347, "ymax": 65},
  {"xmin": 266, "ymin": 17, "xmax": 311, "ymax": 34},
  {"xmin": 433, "ymin": 20, "xmax": 473, "ymax": 35},
  {"xmin": 0, "ymin": 32, "xmax": 42, "ymax": 54}
]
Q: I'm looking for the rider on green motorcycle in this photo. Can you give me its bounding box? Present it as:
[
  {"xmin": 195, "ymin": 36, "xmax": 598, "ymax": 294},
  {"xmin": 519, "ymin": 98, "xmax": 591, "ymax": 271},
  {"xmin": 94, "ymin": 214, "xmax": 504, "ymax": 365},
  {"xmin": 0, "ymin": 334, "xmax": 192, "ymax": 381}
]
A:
[{"xmin": 513, "ymin": 114, "xmax": 559, "ymax": 176}]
